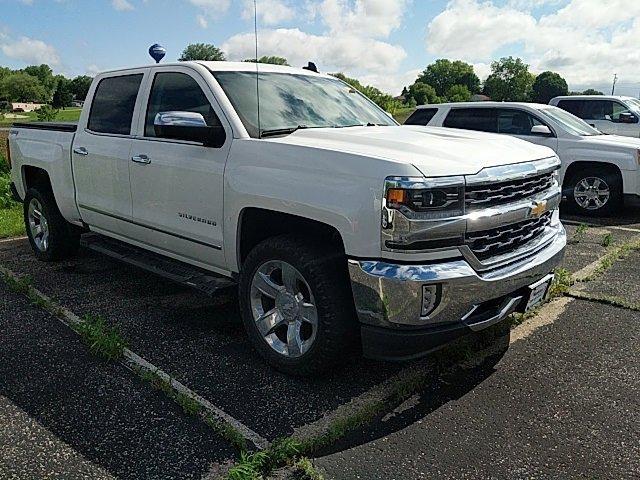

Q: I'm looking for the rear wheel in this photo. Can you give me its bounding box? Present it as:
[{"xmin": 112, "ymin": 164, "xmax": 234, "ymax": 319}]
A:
[
  {"xmin": 24, "ymin": 188, "xmax": 80, "ymax": 261},
  {"xmin": 563, "ymin": 166, "xmax": 622, "ymax": 216},
  {"xmin": 239, "ymin": 235, "xmax": 358, "ymax": 376}
]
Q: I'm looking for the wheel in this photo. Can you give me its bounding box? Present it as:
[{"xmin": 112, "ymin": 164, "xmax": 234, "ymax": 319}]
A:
[
  {"xmin": 239, "ymin": 235, "xmax": 358, "ymax": 376},
  {"xmin": 24, "ymin": 187, "xmax": 80, "ymax": 261},
  {"xmin": 563, "ymin": 166, "xmax": 622, "ymax": 216}
]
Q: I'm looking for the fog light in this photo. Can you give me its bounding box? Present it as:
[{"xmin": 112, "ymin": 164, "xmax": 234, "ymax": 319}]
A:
[{"xmin": 421, "ymin": 284, "xmax": 441, "ymax": 317}]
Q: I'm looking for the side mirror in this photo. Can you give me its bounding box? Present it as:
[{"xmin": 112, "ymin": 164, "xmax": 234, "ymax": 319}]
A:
[
  {"xmin": 154, "ymin": 111, "xmax": 226, "ymax": 147},
  {"xmin": 618, "ymin": 112, "xmax": 638, "ymax": 124},
  {"xmin": 530, "ymin": 125, "xmax": 553, "ymax": 136}
]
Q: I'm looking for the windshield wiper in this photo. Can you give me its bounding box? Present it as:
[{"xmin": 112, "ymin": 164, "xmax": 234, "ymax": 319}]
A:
[{"xmin": 260, "ymin": 125, "xmax": 308, "ymax": 138}]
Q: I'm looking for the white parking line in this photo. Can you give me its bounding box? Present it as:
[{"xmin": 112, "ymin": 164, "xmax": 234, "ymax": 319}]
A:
[{"xmin": 0, "ymin": 264, "xmax": 270, "ymax": 451}]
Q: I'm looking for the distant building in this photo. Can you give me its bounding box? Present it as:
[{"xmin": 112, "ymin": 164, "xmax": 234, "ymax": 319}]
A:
[
  {"xmin": 11, "ymin": 102, "xmax": 46, "ymax": 112},
  {"xmin": 470, "ymin": 94, "xmax": 491, "ymax": 102},
  {"xmin": 71, "ymin": 100, "xmax": 85, "ymax": 108}
]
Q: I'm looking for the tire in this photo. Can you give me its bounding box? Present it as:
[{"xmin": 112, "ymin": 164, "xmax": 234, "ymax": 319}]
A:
[
  {"xmin": 563, "ymin": 166, "xmax": 622, "ymax": 216},
  {"xmin": 24, "ymin": 187, "xmax": 80, "ymax": 261},
  {"xmin": 239, "ymin": 235, "xmax": 358, "ymax": 376}
]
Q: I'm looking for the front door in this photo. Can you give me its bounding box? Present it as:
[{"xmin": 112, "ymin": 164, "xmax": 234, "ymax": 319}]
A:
[
  {"xmin": 496, "ymin": 108, "xmax": 559, "ymax": 152},
  {"xmin": 128, "ymin": 67, "xmax": 231, "ymax": 270},
  {"xmin": 72, "ymin": 72, "xmax": 145, "ymax": 236}
]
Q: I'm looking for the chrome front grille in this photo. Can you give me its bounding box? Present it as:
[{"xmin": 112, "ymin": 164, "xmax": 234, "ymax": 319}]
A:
[
  {"xmin": 465, "ymin": 211, "xmax": 553, "ymax": 261},
  {"xmin": 465, "ymin": 172, "xmax": 555, "ymax": 209}
]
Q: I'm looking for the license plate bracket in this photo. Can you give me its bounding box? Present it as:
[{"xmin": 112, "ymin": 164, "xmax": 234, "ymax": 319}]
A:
[{"xmin": 525, "ymin": 274, "xmax": 554, "ymax": 312}]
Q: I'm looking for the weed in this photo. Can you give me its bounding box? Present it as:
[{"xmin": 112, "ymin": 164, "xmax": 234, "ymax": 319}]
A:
[
  {"xmin": 601, "ymin": 233, "xmax": 613, "ymax": 248},
  {"xmin": 290, "ymin": 458, "xmax": 324, "ymax": 480},
  {"xmin": 76, "ymin": 314, "xmax": 127, "ymax": 360},
  {"xmin": 570, "ymin": 223, "xmax": 589, "ymax": 244},
  {"xmin": 568, "ymin": 291, "xmax": 640, "ymax": 312},
  {"xmin": 2, "ymin": 272, "xmax": 31, "ymax": 294},
  {"xmin": 205, "ymin": 416, "xmax": 248, "ymax": 452},
  {"xmin": 550, "ymin": 268, "xmax": 573, "ymax": 297}
]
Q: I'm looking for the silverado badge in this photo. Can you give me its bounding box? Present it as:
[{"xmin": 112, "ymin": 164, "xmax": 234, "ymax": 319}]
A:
[{"xmin": 530, "ymin": 200, "xmax": 548, "ymax": 218}]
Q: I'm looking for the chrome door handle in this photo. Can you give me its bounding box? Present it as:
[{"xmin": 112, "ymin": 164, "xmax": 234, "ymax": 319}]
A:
[
  {"xmin": 131, "ymin": 154, "xmax": 151, "ymax": 164},
  {"xmin": 73, "ymin": 147, "xmax": 88, "ymax": 156}
]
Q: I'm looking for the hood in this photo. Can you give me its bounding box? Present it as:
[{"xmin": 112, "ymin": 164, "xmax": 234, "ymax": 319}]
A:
[
  {"xmin": 579, "ymin": 134, "xmax": 640, "ymax": 150},
  {"xmin": 267, "ymin": 125, "xmax": 556, "ymax": 177}
]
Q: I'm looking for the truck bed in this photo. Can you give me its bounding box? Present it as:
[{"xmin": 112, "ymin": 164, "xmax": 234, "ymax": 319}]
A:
[{"xmin": 12, "ymin": 122, "xmax": 77, "ymax": 132}]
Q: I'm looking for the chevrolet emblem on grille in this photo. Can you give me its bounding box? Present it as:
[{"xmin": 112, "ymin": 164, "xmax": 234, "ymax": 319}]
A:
[{"xmin": 530, "ymin": 200, "xmax": 548, "ymax": 218}]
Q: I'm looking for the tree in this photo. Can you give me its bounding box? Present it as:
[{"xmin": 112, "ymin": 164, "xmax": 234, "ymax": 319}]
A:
[
  {"xmin": 445, "ymin": 84, "xmax": 472, "ymax": 103},
  {"xmin": 415, "ymin": 59, "xmax": 480, "ymax": 98},
  {"xmin": 36, "ymin": 105, "xmax": 59, "ymax": 122},
  {"xmin": 243, "ymin": 56, "xmax": 289, "ymax": 65},
  {"xmin": 22, "ymin": 64, "xmax": 57, "ymax": 100},
  {"xmin": 331, "ymin": 73, "xmax": 402, "ymax": 112},
  {"xmin": 0, "ymin": 73, "xmax": 47, "ymax": 102},
  {"xmin": 70, "ymin": 75, "xmax": 93, "ymax": 101},
  {"xmin": 483, "ymin": 56, "xmax": 535, "ymax": 102},
  {"xmin": 581, "ymin": 89, "xmax": 604, "ymax": 96},
  {"xmin": 179, "ymin": 43, "xmax": 226, "ymax": 61},
  {"xmin": 531, "ymin": 71, "xmax": 568, "ymax": 104},
  {"xmin": 52, "ymin": 76, "xmax": 73, "ymax": 109},
  {"xmin": 407, "ymin": 82, "xmax": 440, "ymax": 105}
]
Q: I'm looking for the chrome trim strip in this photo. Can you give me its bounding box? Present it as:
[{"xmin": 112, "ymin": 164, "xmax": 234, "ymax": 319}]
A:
[
  {"xmin": 465, "ymin": 156, "xmax": 560, "ymax": 186},
  {"xmin": 78, "ymin": 204, "xmax": 222, "ymax": 251}
]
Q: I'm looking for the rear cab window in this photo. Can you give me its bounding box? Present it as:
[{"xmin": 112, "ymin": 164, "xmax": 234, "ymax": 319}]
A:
[
  {"xmin": 87, "ymin": 74, "xmax": 144, "ymax": 135},
  {"xmin": 404, "ymin": 108, "xmax": 438, "ymax": 125},
  {"xmin": 443, "ymin": 108, "xmax": 497, "ymax": 133}
]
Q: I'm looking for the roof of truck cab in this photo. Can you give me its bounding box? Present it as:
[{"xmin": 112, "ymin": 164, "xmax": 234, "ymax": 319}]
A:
[
  {"xmin": 96, "ymin": 61, "xmax": 331, "ymax": 78},
  {"xmin": 551, "ymin": 95, "xmax": 638, "ymax": 101}
]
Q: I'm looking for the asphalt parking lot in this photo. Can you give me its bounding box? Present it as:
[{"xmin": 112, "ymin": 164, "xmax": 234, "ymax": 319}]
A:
[{"xmin": 1, "ymin": 210, "xmax": 639, "ymax": 479}]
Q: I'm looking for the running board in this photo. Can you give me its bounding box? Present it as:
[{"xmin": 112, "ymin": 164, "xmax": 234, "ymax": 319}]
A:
[{"xmin": 80, "ymin": 233, "xmax": 236, "ymax": 296}]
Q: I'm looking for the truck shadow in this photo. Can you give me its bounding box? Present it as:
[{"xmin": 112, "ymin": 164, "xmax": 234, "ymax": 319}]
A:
[
  {"xmin": 560, "ymin": 203, "xmax": 640, "ymax": 227},
  {"xmin": 312, "ymin": 324, "xmax": 510, "ymax": 456}
]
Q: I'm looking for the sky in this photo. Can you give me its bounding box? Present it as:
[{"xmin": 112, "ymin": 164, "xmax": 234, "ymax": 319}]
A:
[{"xmin": 1, "ymin": 0, "xmax": 639, "ymax": 97}]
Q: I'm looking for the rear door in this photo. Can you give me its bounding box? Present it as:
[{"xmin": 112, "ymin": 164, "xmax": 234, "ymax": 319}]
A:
[
  {"xmin": 128, "ymin": 65, "xmax": 232, "ymax": 270},
  {"xmin": 72, "ymin": 71, "xmax": 145, "ymax": 235}
]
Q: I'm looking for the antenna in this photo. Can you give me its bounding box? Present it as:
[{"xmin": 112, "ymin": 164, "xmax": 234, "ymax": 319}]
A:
[{"xmin": 254, "ymin": 0, "xmax": 261, "ymax": 138}]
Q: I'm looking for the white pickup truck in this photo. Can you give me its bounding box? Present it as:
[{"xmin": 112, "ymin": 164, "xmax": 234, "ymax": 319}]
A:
[{"xmin": 7, "ymin": 62, "xmax": 566, "ymax": 375}]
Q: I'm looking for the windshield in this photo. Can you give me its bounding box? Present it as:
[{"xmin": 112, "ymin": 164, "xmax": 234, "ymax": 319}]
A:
[
  {"xmin": 211, "ymin": 71, "xmax": 396, "ymax": 138},
  {"xmin": 539, "ymin": 106, "xmax": 602, "ymax": 136},
  {"xmin": 626, "ymin": 98, "xmax": 640, "ymax": 111}
]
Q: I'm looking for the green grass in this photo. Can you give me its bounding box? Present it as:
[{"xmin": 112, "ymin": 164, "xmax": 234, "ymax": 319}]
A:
[
  {"xmin": 76, "ymin": 314, "xmax": 127, "ymax": 360},
  {"xmin": 0, "ymin": 108, "xmax": 82, "ymax": 126},
  {"xmin": 0, "ymin": 171, "xmax": 25, "ymax": 239},
  {"xmin": 392, "ymin": 106, "xmax": 415, "ymax": 124}
]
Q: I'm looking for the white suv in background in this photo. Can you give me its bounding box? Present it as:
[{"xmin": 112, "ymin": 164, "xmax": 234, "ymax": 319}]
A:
[
  {"xmin": 550, "ymin": 95, "xmax": 640, "ymax": 138},
  {"xmin": 405, "ymin": 102, "xmax": 640, "ymax": 215}
]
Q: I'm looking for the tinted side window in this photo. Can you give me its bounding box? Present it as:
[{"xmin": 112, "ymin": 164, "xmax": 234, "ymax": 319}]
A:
[
  {"xmin": 443, "ymin": 108, "xmax": 496, "ymax": 133},
  {"xmin": 88, "ymin": 74, "xmax": 143, "ymax": 135},
  {"xmin": 581, "ymin": 100, "xmax": 613, "ymax": 120},
  {"xmin": 611, "ymin": 101, "xmax": 633, "ymax": 122},
  {"xmin": 404, "ymin": 108, "xmax": 438, "ymax": 125},
  {"xmin": 557, "ymin": 100, "xmax": 585, "ymax": 118},
  {"xmin": 145, "ymin": 72, "xmax": 221, "ymax": 138},
  {"xmin": 496, "ymin": 109, "xmax": 544, "ymax": 135}
]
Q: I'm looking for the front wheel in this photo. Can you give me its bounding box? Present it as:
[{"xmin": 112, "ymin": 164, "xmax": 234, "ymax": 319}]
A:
[
  {"xmin": 563, "ymin": 167, "xmax": 622, "ymax": 216},
  {"xmin": 24, "ymin": 188, "xmax": 80, "ymax": 261},
  {"xmin": 239, "ymin": 235, "xmax": 358, "ymax": 376}
]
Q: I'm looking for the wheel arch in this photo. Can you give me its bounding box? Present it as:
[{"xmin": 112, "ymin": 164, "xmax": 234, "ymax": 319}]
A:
[{"xmin": 236, "ymin": 208, "xmax": 346, "ymax": 271}]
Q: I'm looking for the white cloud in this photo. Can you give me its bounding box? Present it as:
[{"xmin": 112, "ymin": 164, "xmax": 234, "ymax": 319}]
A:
[
  {"xmin": 242, "ymin": 0, "xmax": 296, "ymax": 26},
  {"xmin": 86, "ymin": 64, "xmax": 101, "ymax": 76},
  {"xmin": 319, "ymin": 0, "xmax": 410, "ymax": 38},
  {"xmin": 196, "ymin": 14, "xmax": 208, "ymax": 28},
  {"xmin": 426, "ymin": 0, "xmax": 640, "ymax": 89},
  {"xmin": 1, "ymin": 36, "xmax": 60, "ymax": 66},
  {"xmin": 187, "ymin": 0, "xmax": 230, "ymax": 25},
  {"xmin": 111, "ymin": 0, "xmax": 134, "ymax": 11},
  {"xmin": 222, "ymin": 28, "xmax": 406, "ymax": 74}
]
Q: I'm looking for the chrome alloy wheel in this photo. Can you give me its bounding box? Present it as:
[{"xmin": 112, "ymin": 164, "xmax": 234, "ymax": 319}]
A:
[
  {"xmin": 574, "ymin": 176, "xmax": 611, "ymax": 211},
  {"xmin": 27, "ymin": 198, "xmax": 49, "ymax": 252},
  {"xmin": 249, "ymin": 260, "xmax": 318, "ymax": 358}
]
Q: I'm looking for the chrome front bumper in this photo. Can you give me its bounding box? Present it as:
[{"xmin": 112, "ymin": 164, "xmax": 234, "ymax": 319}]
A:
[{"xmin": 348, "ymin": 224, "xmax": 566, "ymax": 359}]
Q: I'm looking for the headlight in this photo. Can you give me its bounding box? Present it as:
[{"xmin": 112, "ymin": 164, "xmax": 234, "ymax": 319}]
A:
[{"xmin": 384, "ymin": 177, "xmax": 465, "ymax": 218}]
